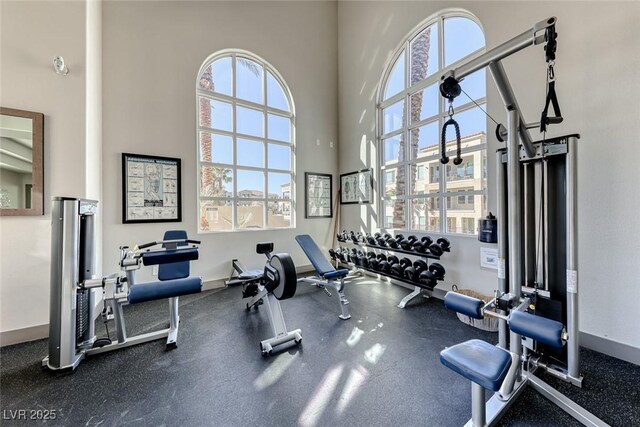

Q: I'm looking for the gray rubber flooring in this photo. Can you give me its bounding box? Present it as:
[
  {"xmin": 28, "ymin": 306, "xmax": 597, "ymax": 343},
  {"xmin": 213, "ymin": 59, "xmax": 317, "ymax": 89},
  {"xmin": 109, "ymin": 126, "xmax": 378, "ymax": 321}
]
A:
[{"xmin": 1, "ymin": 275, "xmax": 638, "ymax": 426}]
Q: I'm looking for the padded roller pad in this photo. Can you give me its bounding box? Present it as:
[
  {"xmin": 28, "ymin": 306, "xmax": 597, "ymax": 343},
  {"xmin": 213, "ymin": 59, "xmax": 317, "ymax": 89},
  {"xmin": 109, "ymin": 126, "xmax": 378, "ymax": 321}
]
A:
[
  {"xmin": 440, "ymin": 339, "xmax": 512, "ymax": 392},
  {"xmin": 128, "ymin": 277, "xmax": 202, "ymax": 304},
  {"xmin": 509, "ymin": 311, "xmax": 564, "ymax": 349},
  {"xmin": 323, "ymin": 269, "xmax": 349, "ymax": 280},
  {"xmin": 142, "ymin": 248, "xmax": 199, "ymax": 266},
  {"xmin": 444, "ymin": 292, "xmax": 484, "ymax": 319}
]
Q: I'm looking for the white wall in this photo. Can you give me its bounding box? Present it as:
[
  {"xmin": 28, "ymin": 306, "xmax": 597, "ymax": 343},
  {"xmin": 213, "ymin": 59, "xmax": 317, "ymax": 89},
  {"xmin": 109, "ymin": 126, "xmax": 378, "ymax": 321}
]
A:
[
  {"xmin": 337, "ymin": 1, "xmax": 640, "ymax": 350},
  {"xmin": 102, "ymin": 1, "xmax": 339, "ymax": 283},
  {"xmin": 0, "ymin": 1, "xmax": 87, "ymax": 333}
]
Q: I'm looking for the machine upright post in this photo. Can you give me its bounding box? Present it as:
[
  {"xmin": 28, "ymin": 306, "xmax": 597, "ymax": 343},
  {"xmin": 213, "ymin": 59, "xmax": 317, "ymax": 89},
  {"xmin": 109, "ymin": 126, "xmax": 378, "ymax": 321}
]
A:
[
  {"xmin": 506, "ymin": 109, "xmax": 523, "ymax": 361},
  {"xmin": 496, "ymin": 150, "xmax": 508, "ymax": 350},
  {"xmin": 566, "ymin": 135, "xmax": 580, "ymax": 383}
]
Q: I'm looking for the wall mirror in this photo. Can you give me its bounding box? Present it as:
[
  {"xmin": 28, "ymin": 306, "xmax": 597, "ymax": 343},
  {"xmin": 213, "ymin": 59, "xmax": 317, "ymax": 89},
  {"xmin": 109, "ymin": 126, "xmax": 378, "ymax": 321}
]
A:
[{"xmin": 0, "ymin": 107, "xmax": 44, "ymax": 216}]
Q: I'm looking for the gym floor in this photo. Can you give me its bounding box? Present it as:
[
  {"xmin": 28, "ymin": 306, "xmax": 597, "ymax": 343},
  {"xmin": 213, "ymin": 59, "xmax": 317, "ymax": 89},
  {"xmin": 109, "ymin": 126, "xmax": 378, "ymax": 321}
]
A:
[{"xmin": 1, "ymin": 275, "xmax": 639, "ymax": 426}]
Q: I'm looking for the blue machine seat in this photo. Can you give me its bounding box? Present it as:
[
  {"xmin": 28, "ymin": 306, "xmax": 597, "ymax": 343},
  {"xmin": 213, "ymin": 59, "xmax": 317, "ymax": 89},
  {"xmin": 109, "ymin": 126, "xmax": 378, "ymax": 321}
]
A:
[
  {"xmin": 128, "ymin": 277, "xmax": 202, "ymax": 304},
  {"xmin": 440, "ymin": 339, "xmax": 512, "ymax": 392}
]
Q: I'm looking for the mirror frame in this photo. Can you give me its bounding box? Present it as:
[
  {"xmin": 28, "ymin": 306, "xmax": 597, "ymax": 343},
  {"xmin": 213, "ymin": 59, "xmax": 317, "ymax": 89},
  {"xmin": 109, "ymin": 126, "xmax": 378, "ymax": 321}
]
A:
[{"xmin": 0, "ymin": 107, "xmax": 44, "ymax": 216}]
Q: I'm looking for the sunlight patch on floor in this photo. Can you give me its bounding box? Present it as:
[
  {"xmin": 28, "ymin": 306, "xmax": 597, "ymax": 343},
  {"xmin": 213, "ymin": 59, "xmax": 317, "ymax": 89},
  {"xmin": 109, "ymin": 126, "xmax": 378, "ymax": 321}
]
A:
[
  {"xmin": 298, "ymin": 364, "xmax": 345, "ymax": 427},
  {"xmin": 364, "ymin": 343, "xmax": 387, "ymax": 365},
  {"xmin": 253, "ymin": 352, "xmax": 298, "ymax": 391},
  {"xmin": 335, "ymin": 364, "xmax": 370, "ymax": 416},
  {"xmin": 346, "ymin": 327, "xmax": 365, "ymax": 347}
]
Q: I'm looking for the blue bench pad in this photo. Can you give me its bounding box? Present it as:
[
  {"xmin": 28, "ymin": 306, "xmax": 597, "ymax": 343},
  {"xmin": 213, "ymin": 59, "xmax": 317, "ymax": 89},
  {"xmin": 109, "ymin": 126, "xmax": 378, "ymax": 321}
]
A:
[
  {"xmin": 440, "ymin": 339, "xmax": 512, "ymax": 392},
  {"xmin": 323, "ymin": 269, "xmax": 349, "ymax": 280},
  {"xmin": 295, "ymin": 234, "xmax": 335, "ymax": 277},
  {"xmin": 510, "ymin": 311, "xmax": 564, "ymax": 349},
  {"xmin": 444, "ymin": 292, "xmax": 484, "ymax": 319},
  {"xmin": 128, "ymin": 277, "xmax": 202, "ymax": 304}
]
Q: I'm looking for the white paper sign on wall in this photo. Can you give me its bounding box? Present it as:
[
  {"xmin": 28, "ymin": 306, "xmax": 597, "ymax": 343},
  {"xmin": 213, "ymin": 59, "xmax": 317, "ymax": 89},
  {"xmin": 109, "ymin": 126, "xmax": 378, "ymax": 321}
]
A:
[{"xmin": 480, "ymin": 247, "xmax": 499, "ymax": 270}]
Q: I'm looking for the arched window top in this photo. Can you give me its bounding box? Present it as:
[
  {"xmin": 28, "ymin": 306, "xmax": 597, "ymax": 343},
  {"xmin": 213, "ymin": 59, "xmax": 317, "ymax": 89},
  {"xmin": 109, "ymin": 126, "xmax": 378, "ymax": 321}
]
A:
[
  {"xmin": 196, "ymin": 50, "xmax": 295, "ymax": 233},
  {"xmin": 198, "ymin": 50, "xmax": 294, "ymax": 114},
  {"xmin": 381, "ymin": 13, "xmax": 484, "ymax": 103}
]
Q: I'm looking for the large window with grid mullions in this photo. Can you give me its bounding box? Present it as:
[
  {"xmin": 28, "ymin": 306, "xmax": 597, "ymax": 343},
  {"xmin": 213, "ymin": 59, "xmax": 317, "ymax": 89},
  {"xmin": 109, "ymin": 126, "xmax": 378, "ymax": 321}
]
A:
[
  {"xmin": 378, "ymin": 12, "xmax": 487, "ymax": 235},
  {"xmin": 197, "ymin": 51, "xmax": 295, "ymax": 232}
]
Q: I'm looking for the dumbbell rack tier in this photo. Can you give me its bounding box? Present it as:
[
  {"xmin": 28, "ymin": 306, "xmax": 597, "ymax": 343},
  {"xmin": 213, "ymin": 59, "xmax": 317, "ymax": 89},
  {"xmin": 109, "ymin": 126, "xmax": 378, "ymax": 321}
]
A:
[
  {"xmin": 337, "ymin": 240, "xmax": 450, "ymax": 260},
  {"xmin": 337, "ymin": 260, "xmax": 437, "ymax": 292},
  {"xmin": 336, "ymin": 239, "xmax": 450, "ymax": 308}
]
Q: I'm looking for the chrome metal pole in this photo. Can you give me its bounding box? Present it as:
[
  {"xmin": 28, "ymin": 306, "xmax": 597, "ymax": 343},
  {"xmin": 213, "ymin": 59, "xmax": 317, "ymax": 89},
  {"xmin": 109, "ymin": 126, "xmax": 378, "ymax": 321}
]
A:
[
  {"xmin": 507, "ymin": 109, "xmax": 522, "ymax": 360},
  {"xmin": 471, "ymin": 382, "xmax": 486, "ymax": 427},
  {"xmin": 496, "ymin": 150, "xmax": 508, "ymax": 349},
  {"xmin": 566, "ymin": 135, "xmax": 580, "ymax": 382},
  {"xmin": 488, "ymin": 61, "xmax": 535, "ymax": 158},
  {"xmin": 442, "ymin": 17, "xmax": 555, "ymax": 81}
]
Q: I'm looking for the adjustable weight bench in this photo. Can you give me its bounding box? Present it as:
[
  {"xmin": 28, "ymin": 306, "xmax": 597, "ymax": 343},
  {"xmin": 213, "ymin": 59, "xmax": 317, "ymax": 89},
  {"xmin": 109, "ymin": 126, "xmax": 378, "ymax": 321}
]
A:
[{"xmin": 295, "ymin": 234, "xmax": 351, "ymax": 320}]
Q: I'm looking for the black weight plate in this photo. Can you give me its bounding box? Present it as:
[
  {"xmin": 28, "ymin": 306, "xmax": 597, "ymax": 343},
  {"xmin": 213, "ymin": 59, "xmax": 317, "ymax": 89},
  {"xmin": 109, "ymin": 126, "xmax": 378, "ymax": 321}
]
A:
[
  {"xmin": 387, "ymin": 255, "xmax": 399, "ymax": 265},
  {"xmin": 400, "ymin": 257, "xmax": 413, "ymax": 268},
  {"xmin": 429, "ymin": 262, "xmax": 446, "ymax": 279},
  {"xmin": 437, "ymin": 237, "xmax": 450, "ymax": 249},
  {"xmin": 429, "ymin": 243, "xmax": 444, "ymax": 256},
  {"xmin": 376, "ymin": 253, "xmax": 387, "ymax": 261},
  {"xmin": 271, "ymin": 253, "xmax": 297, "ymax": 300}
]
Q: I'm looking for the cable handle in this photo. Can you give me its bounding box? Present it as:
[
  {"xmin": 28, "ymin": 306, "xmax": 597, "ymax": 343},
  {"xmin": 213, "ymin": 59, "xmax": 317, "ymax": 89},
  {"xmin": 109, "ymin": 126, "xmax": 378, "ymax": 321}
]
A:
[{"xmin": 441, "ymin": 117, "xmax": 462, "ymax": 165}]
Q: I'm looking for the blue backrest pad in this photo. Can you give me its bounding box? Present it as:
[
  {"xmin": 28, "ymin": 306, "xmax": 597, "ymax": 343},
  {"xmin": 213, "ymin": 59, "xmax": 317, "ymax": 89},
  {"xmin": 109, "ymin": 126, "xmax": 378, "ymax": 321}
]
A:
[
  {"xmin": 295, "ymin": 234, "xmax": 335, "ymax": 276},
  {"xmin": 160, "ymin": 230, "xmax": 189, "ymax": 280},
  {"xmin": 444, "ymin": 292, "xmax": 484, "ymax": 319},
  {"xmin": 509, "ymin": 311, "xmax": 564, "ymax": 349}
]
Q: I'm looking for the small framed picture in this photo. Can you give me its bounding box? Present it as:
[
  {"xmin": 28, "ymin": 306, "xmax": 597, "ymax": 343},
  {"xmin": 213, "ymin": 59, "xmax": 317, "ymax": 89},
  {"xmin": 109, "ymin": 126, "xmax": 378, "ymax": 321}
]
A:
[
  {"xmin": 340, "ymin": 168, "xmax": 372, "ymax": 204},
  {"xmin": 122, "ymin": 153, "xmax": 182, "ymax": 223},
  {"xmin": 305, "ymin": 172, "xmax": 333, "ymax": 218}
]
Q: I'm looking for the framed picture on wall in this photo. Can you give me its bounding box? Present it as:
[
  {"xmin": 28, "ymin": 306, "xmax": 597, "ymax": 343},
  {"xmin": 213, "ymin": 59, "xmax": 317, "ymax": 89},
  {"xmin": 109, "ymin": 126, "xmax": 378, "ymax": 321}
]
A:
[
  {"xmin": 122, "ymin": 153, "xmax": 182, "ymax": 223},
  {"xmin": 340, "ymin": 168, "xmax": 372, "ymax": 204},
  {"xmin": 305, "ymin": 172, "xmax": 333, "ymax": 218}
]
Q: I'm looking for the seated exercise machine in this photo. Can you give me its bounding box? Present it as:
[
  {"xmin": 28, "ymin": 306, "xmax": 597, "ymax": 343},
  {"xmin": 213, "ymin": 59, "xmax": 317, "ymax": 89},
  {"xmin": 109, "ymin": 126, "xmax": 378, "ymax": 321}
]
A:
[
  {"xmin": 295, "ymin": 234, "xmax": 351, "ymax": 320},
  {"xmin": 436, "ymin": 17, "xmax": 607, "ymax": 426},
  {"xmin": 43, "ymin": 197, "xmax": 202, "ymax": 371},
  {"xmin": 227, "ymin": 242, "xmax": 301, "ymax": 356}
]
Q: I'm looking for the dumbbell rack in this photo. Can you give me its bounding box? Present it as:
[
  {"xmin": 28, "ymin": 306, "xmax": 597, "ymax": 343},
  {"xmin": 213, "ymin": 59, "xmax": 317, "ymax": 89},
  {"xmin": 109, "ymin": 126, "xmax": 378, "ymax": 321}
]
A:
[{"xmin": 334, "ymin": 238, "xmax": 450, "ymax": 308}]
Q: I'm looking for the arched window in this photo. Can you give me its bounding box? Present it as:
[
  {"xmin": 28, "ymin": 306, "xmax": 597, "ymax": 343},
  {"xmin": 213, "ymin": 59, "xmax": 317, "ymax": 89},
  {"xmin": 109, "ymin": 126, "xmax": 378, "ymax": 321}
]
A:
[
  {"xmin": 378, "ymin": 12, "xmax": 486, "ymax": 235},
  {"xmin": 197, "ymin": 50, "xmax": 295, "ymax": 232}
]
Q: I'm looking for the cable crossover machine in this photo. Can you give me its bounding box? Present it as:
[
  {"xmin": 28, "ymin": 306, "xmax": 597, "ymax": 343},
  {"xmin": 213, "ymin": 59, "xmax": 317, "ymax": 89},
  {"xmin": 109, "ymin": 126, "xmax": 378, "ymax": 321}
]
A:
[{"xmin": 437, "ymin": 17, "xmax": 609, "ymax": 426}]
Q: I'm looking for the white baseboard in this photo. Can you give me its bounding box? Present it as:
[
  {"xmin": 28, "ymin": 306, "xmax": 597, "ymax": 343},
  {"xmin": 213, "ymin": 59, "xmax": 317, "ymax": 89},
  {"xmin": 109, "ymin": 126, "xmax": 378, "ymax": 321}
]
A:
[
  {"xmin": 0, "ymin": 323, "xmax": 48, "ymax": 347},
  {"xmin": 579, "ymin": 331, "xmax": 640, "ymax": 366}
]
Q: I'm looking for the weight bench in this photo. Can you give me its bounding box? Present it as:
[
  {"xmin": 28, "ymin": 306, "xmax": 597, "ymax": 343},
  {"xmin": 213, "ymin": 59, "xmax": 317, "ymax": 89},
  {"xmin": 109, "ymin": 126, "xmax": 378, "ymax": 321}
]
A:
[
  {"xmin": 295, "ymin": 234, "xmax": 351, "ymax": 320},
  {"xmin": 440, "ymin": 292, "xmax": 607, "ymax": 427}
]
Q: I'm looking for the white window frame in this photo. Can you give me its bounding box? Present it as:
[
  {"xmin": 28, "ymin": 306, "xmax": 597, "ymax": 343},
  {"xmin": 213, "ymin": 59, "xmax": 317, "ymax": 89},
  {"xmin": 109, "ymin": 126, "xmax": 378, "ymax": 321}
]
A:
[
  {"xmin": 376, "ymin": 9, "xmax": 487, "ymax": 236},
  {"xmin": 196, "ymin": 49, "xmax": 296, "ymax": 233}
]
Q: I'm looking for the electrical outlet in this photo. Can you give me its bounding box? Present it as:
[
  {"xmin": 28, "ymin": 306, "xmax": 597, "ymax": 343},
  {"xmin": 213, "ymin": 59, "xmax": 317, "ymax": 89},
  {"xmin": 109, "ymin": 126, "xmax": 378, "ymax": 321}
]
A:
[
  {"xmin": 316, "ymin": 139, "xmax": 320, "ymax": 146},
  {"xmin": 152, "ymin": 265, "xmax": 159, "ymax": 276},
  {"xmin": 329, "ymin": 141, "xmax": 334, "ymax": 148}
]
